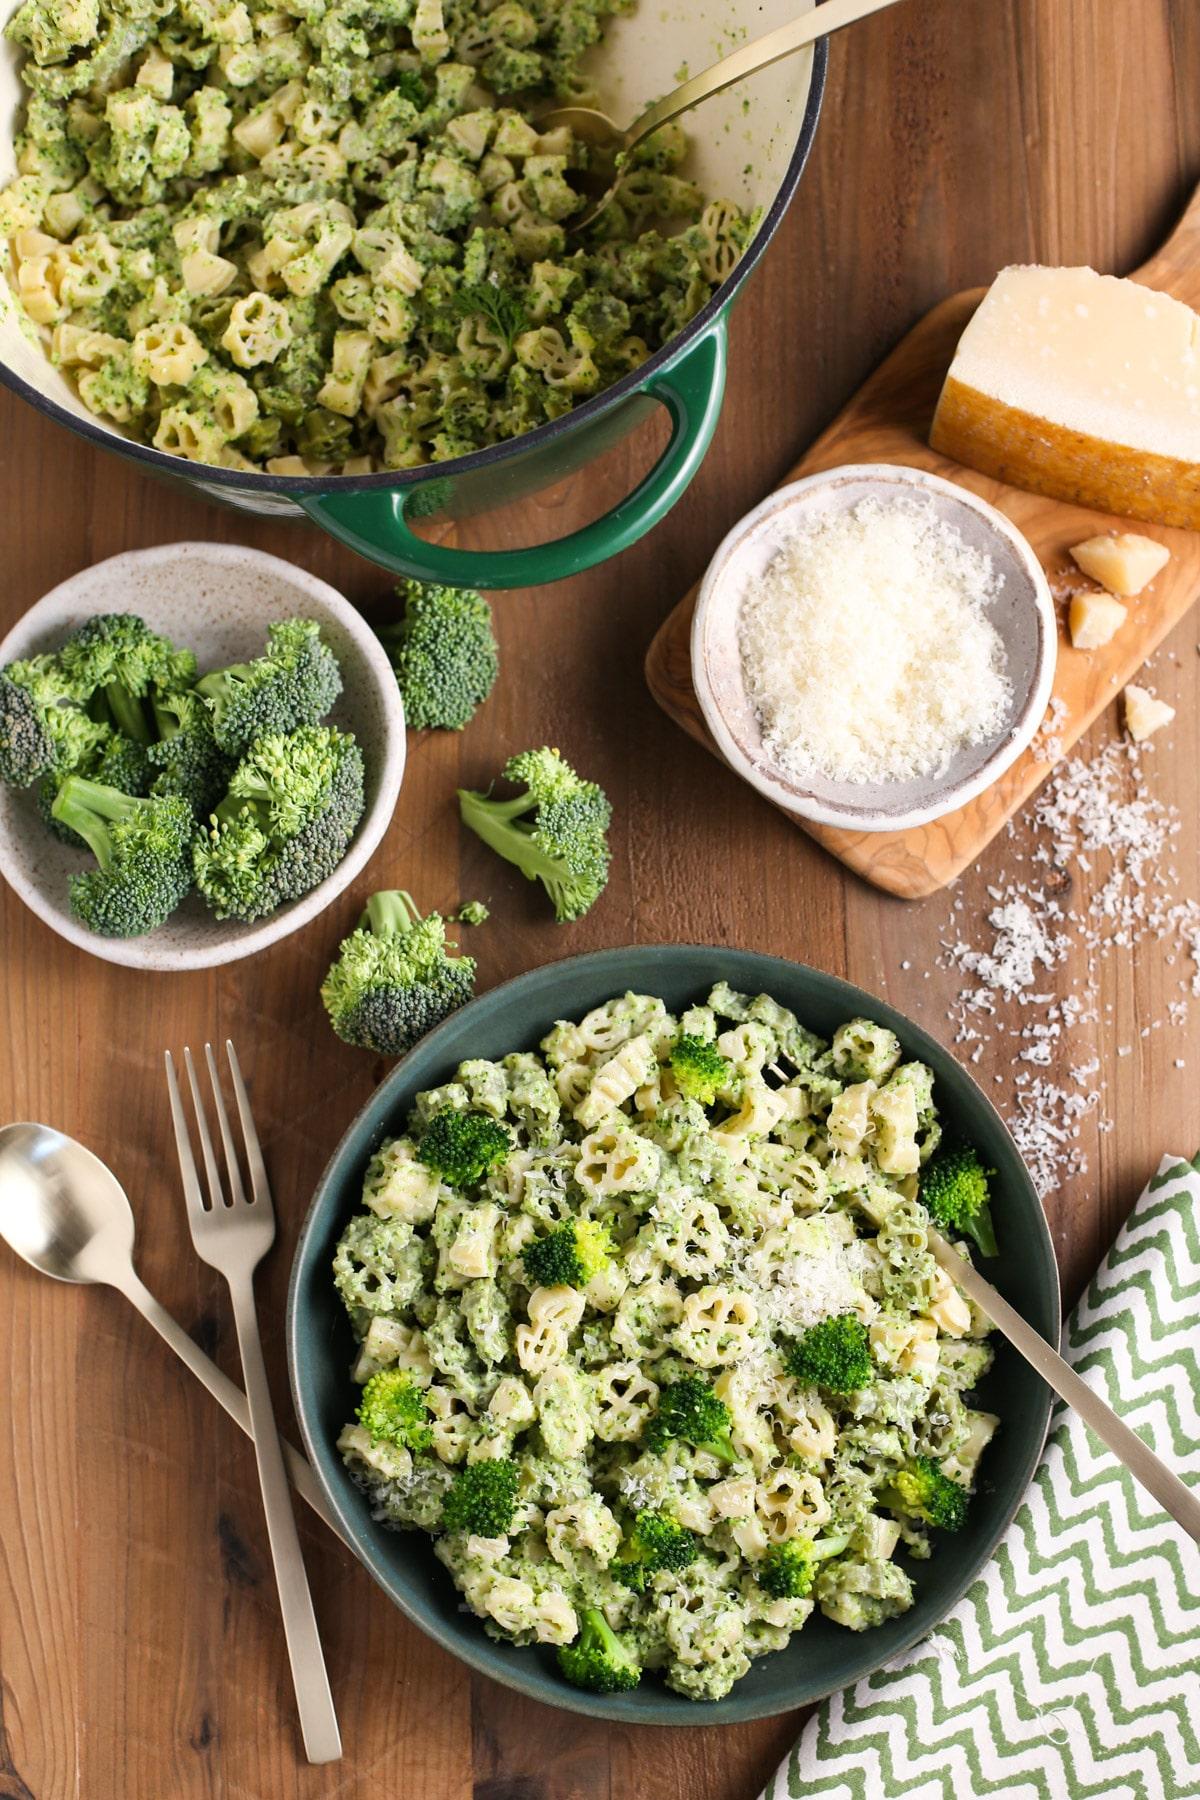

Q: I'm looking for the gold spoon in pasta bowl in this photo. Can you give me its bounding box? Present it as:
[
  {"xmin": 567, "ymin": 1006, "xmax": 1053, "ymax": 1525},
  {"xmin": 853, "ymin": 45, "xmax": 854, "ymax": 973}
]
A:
[{"xmin": 543, "ymin": 0, "xmax": 917, "ymax": 229}]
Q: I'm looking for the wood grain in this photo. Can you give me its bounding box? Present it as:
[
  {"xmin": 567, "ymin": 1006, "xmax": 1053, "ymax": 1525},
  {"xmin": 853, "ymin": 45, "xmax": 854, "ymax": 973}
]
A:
[
  {"xmin": 646, "ymin": 184, "xmax": 1200, "ymax": 899},
  {"xmin": 2, "ymin": 2, "xmax": 1200, "ymax": 1796}
]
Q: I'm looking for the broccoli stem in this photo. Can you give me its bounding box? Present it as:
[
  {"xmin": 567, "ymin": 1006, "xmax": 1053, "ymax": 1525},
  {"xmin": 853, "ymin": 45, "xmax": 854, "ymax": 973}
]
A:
[
  {"xmin": 363, "ymin": 890, "xmax": 422, "ymax": 936},
  {"xmin": 50, "ymin": 775, "xmax": 137, "ymax": 868},
  {"xmin": 102, "ymin": 681, "xmax": 154, "ymax": 745},
  {"xmin": 458, "ymin": 790, "xmax": 562, "ymax": 883}
]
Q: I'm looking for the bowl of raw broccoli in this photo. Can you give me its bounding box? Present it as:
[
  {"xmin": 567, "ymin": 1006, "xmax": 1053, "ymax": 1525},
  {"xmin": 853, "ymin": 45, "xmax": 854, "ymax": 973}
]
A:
[
  {"xmin": 288, "ymin": 944, "xmax": 1059, "ymax": 1725},
  {"xmin": 0, "ymin": 543, "xmax": 406, "ymax": 968}
]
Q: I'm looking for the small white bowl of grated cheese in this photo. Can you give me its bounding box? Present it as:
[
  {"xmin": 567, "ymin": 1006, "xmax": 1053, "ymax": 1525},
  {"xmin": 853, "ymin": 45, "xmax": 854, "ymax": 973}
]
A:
[{"xmin": 691, "ymin": 464, "xmax": 1057, "ymax": 832}]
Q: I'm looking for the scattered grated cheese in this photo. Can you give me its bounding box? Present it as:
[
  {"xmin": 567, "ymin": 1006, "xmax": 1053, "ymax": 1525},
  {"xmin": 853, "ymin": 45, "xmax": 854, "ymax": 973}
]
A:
[{"xmin": 738, "ymin": 498, "xmax": 1011, "ymax": 785}]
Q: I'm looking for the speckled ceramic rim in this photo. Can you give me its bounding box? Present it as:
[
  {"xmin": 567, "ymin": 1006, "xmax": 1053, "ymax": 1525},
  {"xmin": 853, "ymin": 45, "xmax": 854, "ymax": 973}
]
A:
[
  {"xmin": 287, "ymin": 943, "xmax": 1059, "ymax": 1726},
  {"xmin": 0, "ymin": 543, "xmax": 406, "ymax": 969},
  {"xmin": 691, "ymin": 463, "xmax": 1059, "ymax": 832}
]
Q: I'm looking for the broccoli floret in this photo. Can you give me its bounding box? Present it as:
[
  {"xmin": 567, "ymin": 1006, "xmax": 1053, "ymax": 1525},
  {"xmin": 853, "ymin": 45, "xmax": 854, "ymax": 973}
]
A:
[
  {"xmin": 458, "ymin": 746, "xmax": 610, "ymax": 924},
  {"xmin": 557, "ymin": 1607, "xmax": 641, "ymax": 1695},
  {"xmin": 147, "ymin": 688, "xmax": 235, "ymax": 818},
  {"xmin": 194, "ymin": 618, "xmax": 342, "ymax": 756},
  {"xmin": 645, "ymin": 1374, "xmax": 737, "ymax": 1463},
  {"xmin": 59, "ymin": 612, "xmax": 196, "ymax": 743},
  {"xmin": 38, "ymin": 729, "xmax": 154, "ymax": 845},
  {"xmin": 321, "ymin": 890, "xmax": 477, "ymax": 1056},
  {"xmin": 0, "ymin": 657, "xmax": 106, "ymax": 787},
  {"xmin": 441, "ymin": 1457, "xmax": 520, "ymax": 1535},
  {"xmin": 782, "ymin": 1314, "xmax": 873, "ymax": 1394},
  {"xmin": 523, "ymin": 1218, "xmax": 612, "ymax": 1289},
  {"xmin": 457, "ymin": 900, "xmax": 489, "ymax": 926},
  {"xmin": 757, "ymin": 1533, "xmax": 850, "ymax": 1599},
  {"xmin": 192, "ymin": 725, "xmax": 364, "ymax": 922},
  {"xmin": 378, "ymin": 580, "xmax": 498, "ymax": 732},
  {"xmin": 612, "ymin": 1509, "xmax": 698, "ymax": 1592},
  {"xmin": 417, "ymin": 1108, "xmax": 511, "ymax": 1190},
  {"xmin": 50, "ymin": 775, "xmax": 193, "ymax": 936},
  {"xmin": 357, "ymin": 1368, "xmax": 433, "ymax": 1452},
  {"xmin": 919, "ymin": 1145, "xmax": 998, "ymax": 1257},
  {"xmin": 882, "ymin": 1456, "xmax": 970, "ymax": 1531},
  {"xmin": 669, "ymin": 1031, "xmax": 732, "ymax": 1105}
]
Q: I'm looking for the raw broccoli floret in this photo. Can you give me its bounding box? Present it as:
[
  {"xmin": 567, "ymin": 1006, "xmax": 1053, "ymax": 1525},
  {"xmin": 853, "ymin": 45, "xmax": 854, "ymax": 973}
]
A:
[
  {"xmin": 757, "ymin": 1533, "xmax": 849, "ymax": 1599},
  {"xmin": 194, "ymin": 618, "xmax": 342, "ymax": 756},
  {"xmin": 882, "ymin": 1456, "xmax": 970, "ymax": 1531},
  {"xmin": 645, "ymin": 1374, "xmax": 737, "ymax": 1463},
  {"xmin": 147, "ymin": 688, "xmax": 235, "ymax": 818},
  {"xmin": 458, "ymin": 746, "xmax": 610, "ymax": 923},
  {"xmin": 782, "ymin": 1314, "xmax": 873, "ymax": 1394},
  {"xmin": 557, "ymin": 1607, "xmax": 642, "ymax": 1695},
  {"xmin": 0, "ymin": 656, "xmax": 106, "ymax": 787},
  {"xmin": 192, "ymin": 725, "xmax": 364, "ymax": 922},
  {"xmin": 378, "ymin": 580, "xmax": 498, "ymax": 731},
  {"xmin": 919, "ymin": 1145, "xmax": 998, "ymax": 1257},
  {"xmin": 417, "ymin": 1108, "xmax": 511, "ymax": 1190},
  {"xmin": 458, "ymin": 900, "xmax": 489, "ymax": 925},
  {"xmin": 441, "ymin": 1457, "xmax": 520, "ymax": 1535},
  {"xmin": 523, "ymin": 1218, "xmax": 612, "ymax": 1289},
  {"xmin": 59, "ymin": 612, "xmax": 196, "ymax": 743},
  {"xmin": 321, "ymin": 890, "xmax": 478, "ymax": 1056},
  {"xmin": 357, "ymin": 1368, "xmax": 433, "ymax": 1452},
  {"xmin": 50, "ymin": 775, "xmax": 193, "ymax": 936},
  {"xmin": 612, "ymin": 1509, "xmax": 698, "ymax": 1592},
  {"xmin": 669, "ymin": 1031, "xmax": 732, "ymax": 1105},
  {"xmin": 38, "ymin": 728, "xmax": 153, "ymax": 845}
]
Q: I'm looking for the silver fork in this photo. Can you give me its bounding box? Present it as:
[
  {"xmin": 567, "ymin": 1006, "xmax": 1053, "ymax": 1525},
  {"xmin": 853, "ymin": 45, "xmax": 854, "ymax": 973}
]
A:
[{"xmin": 165, "ymin": 1041, "xmax": 342, "ymax": 1765}]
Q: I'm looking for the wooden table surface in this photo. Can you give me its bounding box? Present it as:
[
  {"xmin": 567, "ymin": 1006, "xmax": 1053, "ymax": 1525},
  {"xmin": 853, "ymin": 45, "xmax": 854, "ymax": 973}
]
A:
[{"xmin": 3, "ymin": 1, "xmax": 1200, "ymax": 1794}]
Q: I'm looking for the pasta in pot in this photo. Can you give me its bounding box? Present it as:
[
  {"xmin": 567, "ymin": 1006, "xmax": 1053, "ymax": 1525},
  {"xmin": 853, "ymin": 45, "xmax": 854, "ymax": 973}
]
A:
[
  {"xmin": 331, "ymin": 984, "xmax": 999, "ymax": 1702},
  {"xmin": 0, "ymin": 0, "xmax": 756, "ymax": 473}
]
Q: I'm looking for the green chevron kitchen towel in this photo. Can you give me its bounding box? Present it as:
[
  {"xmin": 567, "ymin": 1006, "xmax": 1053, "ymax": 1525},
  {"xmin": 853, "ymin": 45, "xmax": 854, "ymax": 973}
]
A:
[{"xmin": 763, "ymin": 1153, "xmax": 1200, "ymax": 1800}]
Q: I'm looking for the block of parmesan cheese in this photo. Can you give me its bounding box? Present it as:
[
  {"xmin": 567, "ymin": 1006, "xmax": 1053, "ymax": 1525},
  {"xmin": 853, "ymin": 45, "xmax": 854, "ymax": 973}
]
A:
[
  {"xmin": 930, "ymin": 266, "xmax": 1200, "ymax": 529},
  {"xmin": 1123, "ymin": 684, "xmax": 1175, "ymax": 742},
  {"xmin": 1069, "ymin": 532, "xmax": 1170, "ymax": 597},
  {"xmin": 1069, "ymin": 591, "xmax": 1127, "ymax": 650}
]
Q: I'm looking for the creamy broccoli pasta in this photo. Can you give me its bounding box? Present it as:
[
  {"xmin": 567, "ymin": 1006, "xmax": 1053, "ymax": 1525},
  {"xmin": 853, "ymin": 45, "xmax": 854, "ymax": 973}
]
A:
[
  {"xmin": 332, "ymin": 984, "xmax": 999, "ymax": 1701},
  {"xmin": 0, "ymin": 0, "xmax": 754, "ymax": 473}
]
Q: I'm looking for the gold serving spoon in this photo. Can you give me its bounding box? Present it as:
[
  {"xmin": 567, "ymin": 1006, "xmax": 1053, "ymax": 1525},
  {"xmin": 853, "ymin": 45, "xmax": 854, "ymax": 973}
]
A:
[{"xmin": 544, "ymin": 0, "xmax": 916, "ymax": 229}]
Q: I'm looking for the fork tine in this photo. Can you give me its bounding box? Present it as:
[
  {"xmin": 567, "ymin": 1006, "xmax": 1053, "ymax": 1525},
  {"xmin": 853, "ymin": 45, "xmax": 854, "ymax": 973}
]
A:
[
  {"xmin": 225, "ymin": 1040, "xmax": 272, "ymax": 1210},
  {"xmin": 203, "ymin": 1042, "xmax": 248, "ymax": 1207},
  {"xmin": 183, "ymin": 1045, "xmax": 225, "ymax": 1209},
  {"xmin": 165, "ymin": 1050, "xmax": 209, "ymax": 1219}
]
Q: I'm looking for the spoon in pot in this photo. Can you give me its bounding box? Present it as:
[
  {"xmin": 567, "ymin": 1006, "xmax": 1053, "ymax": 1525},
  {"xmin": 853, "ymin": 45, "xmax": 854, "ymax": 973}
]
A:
[
  {"xmin": 0, "ymin": 1121, "xmax": 348, "ymax": 1548},
  {"xmin": 544, "ymin": 0, "xmax": 914, "ymax": 229}
]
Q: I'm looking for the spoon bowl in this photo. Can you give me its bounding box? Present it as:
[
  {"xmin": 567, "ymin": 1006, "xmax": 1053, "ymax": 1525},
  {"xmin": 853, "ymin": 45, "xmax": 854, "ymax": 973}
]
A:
[{"xmin": 0, "ymin": 1121, "xmax": 135, "ymax": 1286}]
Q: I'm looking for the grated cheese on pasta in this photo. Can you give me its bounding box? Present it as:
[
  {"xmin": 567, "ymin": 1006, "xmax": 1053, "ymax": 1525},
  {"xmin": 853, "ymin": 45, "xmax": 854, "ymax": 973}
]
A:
[{"xmin": 738, "ymin": 498, "xmax": 1012, "ymax": 785}]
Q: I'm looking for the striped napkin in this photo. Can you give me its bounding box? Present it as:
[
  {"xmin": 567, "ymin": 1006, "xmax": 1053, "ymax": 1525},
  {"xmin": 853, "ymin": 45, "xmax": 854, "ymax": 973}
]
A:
[{"xmin": 761, "ymin": 1153, "xmax": 1200, "ymax": 1800}]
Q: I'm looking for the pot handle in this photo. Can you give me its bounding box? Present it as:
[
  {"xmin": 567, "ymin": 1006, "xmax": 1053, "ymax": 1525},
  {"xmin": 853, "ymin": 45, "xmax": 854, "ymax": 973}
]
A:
[{"xmin": 299, "ymin": 319, "xmax": 727, "ymax": 589}]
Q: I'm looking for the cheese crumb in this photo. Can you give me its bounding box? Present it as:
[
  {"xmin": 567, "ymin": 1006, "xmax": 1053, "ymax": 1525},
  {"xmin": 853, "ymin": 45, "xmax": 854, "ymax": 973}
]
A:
[
  {"xmin": 738, "ymin": 498, "xmax": 1011, "ymax": 785},
  {"xmin": 1069, "ymin": 590, "xmax": 1127, "ymax": 650},
  {"xmin": 1123, "ymin": 683, "xmax": 1175, "ymax": 742},
  {"xmin": 1069, "ymin": 532, "xmax": 1170, "ymax": 597}
]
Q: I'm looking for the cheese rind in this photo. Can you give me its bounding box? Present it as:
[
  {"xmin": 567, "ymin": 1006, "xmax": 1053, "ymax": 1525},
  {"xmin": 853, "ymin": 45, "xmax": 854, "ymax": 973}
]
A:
[
  {"xmin": 1068, "ymin": 533, "xmax": 1170, "ymax": 597},
  {"xmin": 931, "ymin": 266, "xmax": 1200, "ymax": 530}
]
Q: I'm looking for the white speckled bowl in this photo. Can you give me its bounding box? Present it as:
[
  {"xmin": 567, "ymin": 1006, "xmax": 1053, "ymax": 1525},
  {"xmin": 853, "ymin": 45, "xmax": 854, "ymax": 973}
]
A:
[
  {"xmin": 691, "ymin": 464, "xmax": 1058, "ymax": 833},
  {"xmin": 0, "ymin": 543, "xmax": 406, "ymax": 969}
]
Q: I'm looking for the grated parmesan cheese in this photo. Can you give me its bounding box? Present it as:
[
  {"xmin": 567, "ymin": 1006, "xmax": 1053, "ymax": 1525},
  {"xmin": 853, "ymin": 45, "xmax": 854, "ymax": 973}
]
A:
[{"xmin": 738, "ymin": 498, "xmax": 1012, "ymax": 785}]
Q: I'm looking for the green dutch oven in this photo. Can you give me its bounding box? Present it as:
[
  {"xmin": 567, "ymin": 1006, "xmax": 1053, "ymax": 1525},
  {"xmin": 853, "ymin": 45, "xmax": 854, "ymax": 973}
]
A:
[
  {"xmin": 288, "ymin": 946, "xmax": 1059, "ymax": 1724},
  {"xmin": 0, "ymin": 11, "xmax": 826, "ymax": 586}
]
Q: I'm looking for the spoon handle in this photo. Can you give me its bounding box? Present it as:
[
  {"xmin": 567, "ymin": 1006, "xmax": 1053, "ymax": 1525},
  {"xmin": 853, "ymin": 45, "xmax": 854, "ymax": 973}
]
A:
[
  {"xmin": 628, "ymin": 0, "xmax": 910, "ymax": 152},
  {"xmin": 926, "ymin": 1227, "xmax": 1200, "ymax": 1544},
  {"xmin": 116, "ymin": 1267, "xmax": 351, "ymax": 1550}
]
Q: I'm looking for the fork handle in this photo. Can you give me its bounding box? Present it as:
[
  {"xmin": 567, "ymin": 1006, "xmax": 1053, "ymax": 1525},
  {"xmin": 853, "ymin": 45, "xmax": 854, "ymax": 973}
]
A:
[
  {"xmin": 116, "ymin": 1268, "xmax": 350, "ymax": 1550},
  {"xmin": 927, "ymin": 1228, "xmax": 1200, "ymax": 1544},
  {"xmin": 225, "ymin": 1269, "xmax": 342, "ymax": 1763}
]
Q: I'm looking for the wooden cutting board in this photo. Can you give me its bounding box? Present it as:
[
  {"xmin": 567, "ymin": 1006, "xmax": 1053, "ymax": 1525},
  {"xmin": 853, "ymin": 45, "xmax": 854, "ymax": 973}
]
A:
[{"xmin": 645, "ymin": 183, "xmax": 1200, "ymax": 900}]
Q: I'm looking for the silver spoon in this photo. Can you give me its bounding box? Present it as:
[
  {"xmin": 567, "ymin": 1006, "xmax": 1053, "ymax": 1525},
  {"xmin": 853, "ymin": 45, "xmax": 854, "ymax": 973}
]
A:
[
  {"xmin": 543, "ymin": 0, "xmax": 914, "ymax": 228},
  {"xmin": 0, "ymin": 1121, "xmax": 348, "ymax": 1548}
]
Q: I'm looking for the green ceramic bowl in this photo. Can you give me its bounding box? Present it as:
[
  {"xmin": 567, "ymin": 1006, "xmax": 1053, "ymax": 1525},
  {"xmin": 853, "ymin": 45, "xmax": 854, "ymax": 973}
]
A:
[{"xmin": 287, "ymin": 946, "xmax": 1059, "ymax": 1725}]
